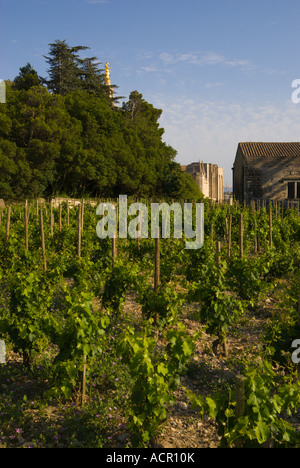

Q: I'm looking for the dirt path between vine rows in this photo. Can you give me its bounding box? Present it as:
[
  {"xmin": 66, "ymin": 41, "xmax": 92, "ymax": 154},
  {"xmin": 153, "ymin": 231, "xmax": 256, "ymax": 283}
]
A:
[{"xmin": 118, "ymin": 293, "xmax": 274, "ymax": 449}]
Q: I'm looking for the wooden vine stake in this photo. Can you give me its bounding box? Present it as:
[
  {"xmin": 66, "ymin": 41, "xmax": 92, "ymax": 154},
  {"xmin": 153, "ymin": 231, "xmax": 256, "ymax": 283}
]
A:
[
  {"xmin": 254, "ymin": 220, "xmax": 258, "ymax": 254},
  {"xmin": 24, "ymin": 200, "xmax": 29, "ymax": 251},
  {"xmin": 112, "ymin": 236, "xmax": 117, "ymax": 268},
  {"xmin": 78, "ymin": 200, "xmax": 86, "ymax": 406},
  {"xmin": 137, "ymin": 209, "xmax": 141, "ymax": 251},
  {"xmin": 77, "ymin": 203, "xmax": 82, "ymax": 259},
  {"xmin": 112, "ymin": 202, "xmax": 117, "ymax": 268},
  {"xmin": 5, "ymin": 205, "xmax": 11, "ymax": 247},
  {"xmin": 81, "ymin": 199, "xmax": 84, "ymax": 232},
  {"xmin": 227, "ymin": 213, "xmax": 232, "ymax": 258},
  {"xmin": 50, "ymin": 202, "xmax": 54, "ymax": 238},
  {"xmin": 59, "ymin": 203, "xmax": 62, "ymax": 233},
  {"xmin": 210, "ymin": 224, "xmax": 214, "ymax": 247},
  {"xmin": 82, "ymin": 354, "xmax": 87, "ymax": 407},
  {"xmin": 216, "ymin": 241, "xmax": 221, "ymax": 266},
  {"xmin": 39, "ymin": 209, "xmax": 47, "ymax": 273},
  {"xmin": 239, "ymin": 213, "xmax": 244, "ymax": 258},
  {"xmin": 67, "ymin": 200, "xmax": 70, "ymax": 227},
  {"xmin": 154, "ymin": 235, "xmax": 160, "ymax": 293},
  {"xmin": 154, "ymin": 230, "xmax": 161, "ymax": 326},
  {"xmin": 234, "ymin": 374, "xmax": 246, "ymax": 447},
  {"xmin": 269, "ymin": 203, "xmax": 273, "ymax": 249}
]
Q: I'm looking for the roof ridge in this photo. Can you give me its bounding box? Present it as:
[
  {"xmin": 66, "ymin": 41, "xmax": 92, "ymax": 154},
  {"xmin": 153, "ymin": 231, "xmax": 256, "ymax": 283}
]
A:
[{"xmin": 238, "ymin": 142, "xmax": 300, "ymax": 158}]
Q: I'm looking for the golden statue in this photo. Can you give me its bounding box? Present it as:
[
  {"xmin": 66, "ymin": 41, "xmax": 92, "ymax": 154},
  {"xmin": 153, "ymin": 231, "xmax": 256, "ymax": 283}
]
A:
[{"xmin": 105, "ymin": 62, "xmax": 111, "ymax": 86}]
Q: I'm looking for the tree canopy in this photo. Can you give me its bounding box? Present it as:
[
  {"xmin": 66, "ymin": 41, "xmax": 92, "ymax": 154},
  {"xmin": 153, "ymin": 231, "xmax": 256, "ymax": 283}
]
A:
[{"xmin": 0, "ymin": 39, "xmax": 202, "ymax": 201}]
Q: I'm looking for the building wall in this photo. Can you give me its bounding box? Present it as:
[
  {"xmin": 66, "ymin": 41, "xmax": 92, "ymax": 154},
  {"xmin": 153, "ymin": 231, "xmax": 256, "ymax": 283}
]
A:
[
  {"xmin": 233, "ymin": 149, "xmax": 300, "ymax": 201},
  {"xmin": 184, "ymin": 162, "xmax": 223, "ymax": 202}
]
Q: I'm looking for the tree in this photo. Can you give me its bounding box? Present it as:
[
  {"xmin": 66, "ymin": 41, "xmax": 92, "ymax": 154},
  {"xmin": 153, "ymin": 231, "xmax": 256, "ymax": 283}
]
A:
[
  {"xmin": 13, "ymin": 63, "xmax": 42, "ymax": 91},
  {"xmin": 121, "ymin": 91, "xmax": 170, "ymax": 194},
  {"xmin": 79, "ymin": 57, "xmax": 107, "ymax": 97},
  {"xmin": 7, "ymin": 84, "xmax": 78, "ymax": 198},
  {"xmin": 157, "ymin": 162, "xmax": 203, "ymax": 200},
  {"xmin": 44, "ymin": 39, "xmax": 89, "ymax": 95},
  {"xmin": 0, "ymin": 48, "xmax": 201, "ymax": 201}
]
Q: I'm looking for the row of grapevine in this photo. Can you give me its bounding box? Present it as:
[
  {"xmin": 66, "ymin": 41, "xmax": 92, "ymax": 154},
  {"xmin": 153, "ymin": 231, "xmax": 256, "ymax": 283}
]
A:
[{"xmin": 0, "ymin": 197, "xmax": 300, "ymax": 447}]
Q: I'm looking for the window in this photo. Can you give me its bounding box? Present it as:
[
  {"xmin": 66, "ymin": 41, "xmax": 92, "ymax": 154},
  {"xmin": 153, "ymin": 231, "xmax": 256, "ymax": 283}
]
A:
[
  {"xmin": 288, "ymin": 182, "xmax": 294, "ymax": 199},
  {"xmin": 287, "ymin": 181, "xmax": 300, "ymax": 199}
]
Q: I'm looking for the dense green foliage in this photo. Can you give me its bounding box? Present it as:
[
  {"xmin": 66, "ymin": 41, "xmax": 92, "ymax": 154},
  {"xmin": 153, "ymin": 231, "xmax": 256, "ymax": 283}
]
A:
[
  {"xmin": 0, "ymin": 40, "xmax": 201, "ymax": 201},
  {"xmin": 0, "ymin": 199, "xmax": 300, "ymax": 447}
]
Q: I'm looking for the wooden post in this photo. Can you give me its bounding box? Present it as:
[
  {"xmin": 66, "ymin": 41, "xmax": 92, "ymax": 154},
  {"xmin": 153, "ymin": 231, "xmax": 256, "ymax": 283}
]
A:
[
  {"xmin": 137, "ymin": 211, "xmax": 141, "ymax": 251},
  {"xmin": 67, "ymin": 200, "xmax": 70, "ymax": 227},
  {"xmin": 224, "ymin": 217, "xmax": 228, "ymax": 241},
  {"xmin": 112, "ymin": 203, "xmax": 117, "ymax": 268},
  {"xmin": 81, "ymin": 199, "xmax": 84, "ymax": 231},
  {"xmin": 154, "ymin": 233, "xmax": 160, "ymax": 326},
  {"xmin": 82, "ymin": 354, "xmax": 87, "ymax": 407},
  {"xmin": 24, "ymin": 200, "xmax": 29, "ymax": 251},
  {"xmin": 5, "ymin": 205, "xmax": 11, "ymax": 247},
  {"xmin": 234, "ymin": 374, "xmax": 246, "ymax": 419},
  {"xmin": 112, "ymin": 236, "xmax": 117, "ymax": 268},
  {"xmin": 210, "ymin": 224, "xmax": 214, "ymax": 247},
  {"xmin": 59, "ymin": 203, "xmax": 62, "ymax": 233},
  {"xmin": 39, "ymin": 209, "xmax": 47, "ymax": 273},
  {"xmin": 77, "ymin": 204, "xmax": 82, "ymax": 259},
  {"xmin": 50, "ymin": 202, "xmax": 54, "ymax": 238},
  {"xmin": 239, "ymin": 213, "xmax": 244, "ymax": 258},
  {"xmin": 269, "ymin": 204, "xmax": 273, "ymax": 249},
  {"xmin": 227, "ymin": 214, "xmax": 232, "ymax": 259},
  {"xmin": 154, "ymin": 234, "xmax": 160, "ymax": 294},
  {"xmin": 216, "ymin": 241, "xmax": 221, "ymax": 266}
]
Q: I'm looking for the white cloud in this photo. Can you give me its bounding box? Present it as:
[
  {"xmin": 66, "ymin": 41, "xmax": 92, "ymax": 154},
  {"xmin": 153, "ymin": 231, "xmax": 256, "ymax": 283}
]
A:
[
  {"xmin": 198, "ymin": 51, "xmax": 225, "ymax": 66},
  {"xmin": 86, "ymin": 0, "xmax": 108, "ymax": 4},
  {"xmin": 205, "ymin": 82, "xmax": 224, "ymax": 88},
  {"xmin": 159, "ymin": 52, "xmax": 175, "ymax": 64},
  {"xmin": 157, "ymin": 50, "xmax": 253, "ymax": 71},
  {"xmin": 153, "ymin": 95, "xmax": 300, "ymax": 184}
]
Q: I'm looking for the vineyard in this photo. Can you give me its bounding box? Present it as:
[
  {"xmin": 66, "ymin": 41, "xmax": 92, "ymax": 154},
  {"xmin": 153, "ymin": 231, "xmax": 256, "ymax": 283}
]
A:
[{"xmin": 0, "ymin": 197, "xmax": 300, "ymax": 448}]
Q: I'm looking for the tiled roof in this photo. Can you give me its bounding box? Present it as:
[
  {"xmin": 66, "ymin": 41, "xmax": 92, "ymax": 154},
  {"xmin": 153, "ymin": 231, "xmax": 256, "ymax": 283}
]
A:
[{"xmin": 238, "ymin": 142, "xmax": 300, "ymax": 158}]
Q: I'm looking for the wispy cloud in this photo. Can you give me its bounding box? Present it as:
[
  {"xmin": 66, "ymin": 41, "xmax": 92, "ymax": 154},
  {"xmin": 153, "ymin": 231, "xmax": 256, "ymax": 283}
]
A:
[
  {"xmin": 152, "ymin": 95, "xmax": 300, "ymax": 184},
  {"xmin": 86, "ymin": 0, "xmax": 108, "ymax": 4},
  {"xmin": 204, "ymin": 81, "xmax": 224, "ymax": 89},
  {"xmin": 158, "ymin": 50, "xmax": 253, "ymax": 71}
]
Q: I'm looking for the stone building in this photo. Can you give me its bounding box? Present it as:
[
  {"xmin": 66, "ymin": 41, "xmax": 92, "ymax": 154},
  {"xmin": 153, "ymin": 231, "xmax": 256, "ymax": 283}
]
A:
[
  {"xmin": 182, "ymin": 162, "xmax": 223, "ymax": 202},
  {"xmin": 233, "ymin": 142, "xmax": 300, "ymax": 203}
]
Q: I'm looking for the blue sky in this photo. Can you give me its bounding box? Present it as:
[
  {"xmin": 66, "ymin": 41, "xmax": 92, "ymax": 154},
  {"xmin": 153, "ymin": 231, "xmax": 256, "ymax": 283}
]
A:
[{"xmin": 1, "ymin": 0, "xmax": 300, "ymax": 186}]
